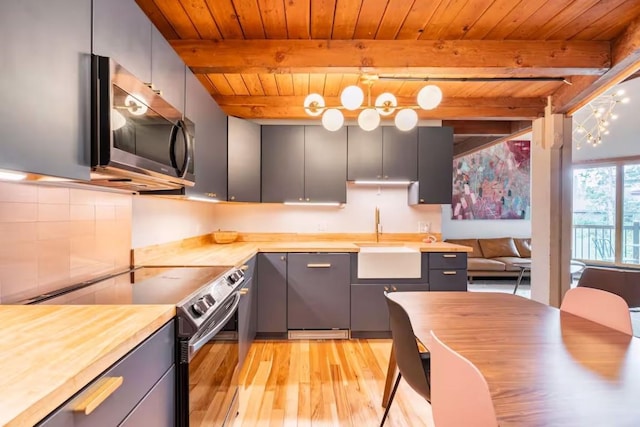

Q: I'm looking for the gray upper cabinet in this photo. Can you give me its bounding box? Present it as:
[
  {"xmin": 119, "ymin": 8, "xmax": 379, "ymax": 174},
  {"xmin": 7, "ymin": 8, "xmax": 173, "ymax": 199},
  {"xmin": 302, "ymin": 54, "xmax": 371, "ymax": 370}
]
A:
[
  {"xmin": 347, "ymin": 126, "xmax": 417, "ymax": 181},
  {"xmin": 93, "ymin": 0, "xmax": 152, "ymax": 84},
  {"xmin": 151, "ymin": 27, "xmax": 185, "ymax": 113},
  {"xmin": 347, "ymin": 127, "xmax": 383, "ymax": 180},
  {"xmin": 261, "ymin": 126, "xmax": 305, "ymax": 203},
  {"xmin": 262, "ymin": 126, "xmax": 347, "ymax": 203},
  {"xmin": 228, "ymin": 117, "xmax": 261, "ymax": 202},
  {"xmin": 304, "ymin": 127, "xmax": 347, "ymax": 203},
  {"xmin": 409, "ymin": 126, "xmax": 454, "ymax": 205},
  {"xmin": 382, "ymin": 127, "xmax": 418, "ymax": 180},
  {"xmin": 0, "ymin": 0, "xmax": 91, "ymax": 180},
  {"xmin": 184, "ymin": 70, "xmax": 227, "ymax": 200}
]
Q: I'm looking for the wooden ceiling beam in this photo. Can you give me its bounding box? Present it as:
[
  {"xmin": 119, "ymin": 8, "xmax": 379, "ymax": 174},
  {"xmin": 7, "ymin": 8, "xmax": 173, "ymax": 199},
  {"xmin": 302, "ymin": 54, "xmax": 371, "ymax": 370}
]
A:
[
  {"xmin": 553, "ymin": 17, "xmax": 640, "ymax": 114},
  {"xmin": 454, "ymin": 127, "xmax": 533, "ymax": 158},
  {"xmin": 215, "ymin": 95, "xmax": 545, "ymax": 120},
  {"xmin": 172, "ymin": 39, "xmax": 610, "ymax": 77},
  {"xmin": 442, "ymin": 120, "xmax": 531, "ymax": 136}
]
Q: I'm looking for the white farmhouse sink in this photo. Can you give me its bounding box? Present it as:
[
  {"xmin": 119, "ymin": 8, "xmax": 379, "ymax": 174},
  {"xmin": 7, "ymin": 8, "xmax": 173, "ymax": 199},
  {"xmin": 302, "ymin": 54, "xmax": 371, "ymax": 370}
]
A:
[{"xmin": 357, "ymin": 245, "xmax": 421, "ymax": 279}]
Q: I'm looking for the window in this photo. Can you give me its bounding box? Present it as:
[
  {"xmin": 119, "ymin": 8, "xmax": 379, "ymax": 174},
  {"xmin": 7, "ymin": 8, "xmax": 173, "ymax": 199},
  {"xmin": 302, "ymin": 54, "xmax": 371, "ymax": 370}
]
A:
[{"xmin": 572, "ymin": 162, "xmax": 640, "ymax": 265}]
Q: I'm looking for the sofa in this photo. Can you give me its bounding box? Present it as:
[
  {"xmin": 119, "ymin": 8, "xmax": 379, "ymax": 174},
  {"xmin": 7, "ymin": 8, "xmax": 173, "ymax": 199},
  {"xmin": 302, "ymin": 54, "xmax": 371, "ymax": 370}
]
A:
[{"xmin": 444, "ymin": 237, "xmax": 531, "ymax": 280}]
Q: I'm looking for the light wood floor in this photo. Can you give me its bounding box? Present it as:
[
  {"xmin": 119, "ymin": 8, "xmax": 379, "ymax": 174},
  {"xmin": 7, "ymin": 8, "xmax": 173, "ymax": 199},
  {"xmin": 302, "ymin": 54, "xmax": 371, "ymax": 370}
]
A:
[{"xmin": 233, "ymin": 339, "xmax": 433, "ymax": 427}]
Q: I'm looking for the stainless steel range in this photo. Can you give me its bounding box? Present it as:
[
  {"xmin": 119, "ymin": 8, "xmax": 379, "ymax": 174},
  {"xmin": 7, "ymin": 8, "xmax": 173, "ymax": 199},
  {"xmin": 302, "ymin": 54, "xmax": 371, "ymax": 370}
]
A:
[{"xmin": 24, "ymin": 265, "xmax": 246, "ymax": 427}]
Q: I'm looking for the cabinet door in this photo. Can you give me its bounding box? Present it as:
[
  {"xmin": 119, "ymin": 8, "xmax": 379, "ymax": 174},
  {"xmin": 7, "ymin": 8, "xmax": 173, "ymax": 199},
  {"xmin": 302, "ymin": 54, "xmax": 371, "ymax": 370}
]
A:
[
  {"xmin": 382, "ymin": 127, "xmax": 418, "ymax": 181},
  {"xmin": 304, "ymin": 126, "xmax": 347, "ymax": 203},
  {"xmin": 184, "ymin": 70, "xmax": 228, "ymax": 200},
  {"xmin": 0, "ymin": 0, "xmax": 91, "ymax": 180},
  {"xmin": 93, "ymin": 0, "xmax": 151, "ymax": 84},
  {"xmin": 347, "ymin": 126, "xmax": 383, "ymax": 180},
  {"xmin": 238, "ymin": 256, "xmax": 257, "ymax": 368},
  {"xmin": 351, "ymin": 284, "xmax": 390, "ymax": 332},
  {"xmin": 411, "ymin": 127, "xmax": 454, "ymax": 204},
  {"xmin": 257, "ymin": 253, "xmax": 288, "ymax": 333},
  {"xmin": 261, "ymin": 126, "xmax": 304, "ymax": 203},
  {"xmin": 287, "ymin": 254, "xmax": 350, "ymax": 330},
  {"xmin": 120, "ymin": 366, "xmax": 175, "ymax": 427},
  {"xmin": 151, "ymin": 26, "xmax": 186, "ymax": 113},
  {"xmin": 228, "ymin": 117, "xmax": 261, "ymax": 202}
]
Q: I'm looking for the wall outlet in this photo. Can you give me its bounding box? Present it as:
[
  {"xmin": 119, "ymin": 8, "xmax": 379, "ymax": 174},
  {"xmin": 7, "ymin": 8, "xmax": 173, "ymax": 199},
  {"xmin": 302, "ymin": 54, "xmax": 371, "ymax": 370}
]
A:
[{"xmin": 418, "ymin": 221, "xmax": 430, "ymax": 233}]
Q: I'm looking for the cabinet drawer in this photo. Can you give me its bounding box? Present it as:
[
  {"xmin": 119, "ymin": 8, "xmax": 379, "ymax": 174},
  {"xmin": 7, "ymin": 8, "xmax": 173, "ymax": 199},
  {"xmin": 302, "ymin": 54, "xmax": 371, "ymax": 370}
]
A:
[
  {"xmin": 429, "ymin": 270, "xmax": 468, "ymax": 292},
  {"xmin": 428, "ymin": 252, "xmax": 467, "ymax": 269},
  {"xmin": 38, "ymin": 321, "xmax": 174, "ymax": 427},
  {"xmin": 119, "ymin": 366, "xmax": 175, "ymax": 427}
]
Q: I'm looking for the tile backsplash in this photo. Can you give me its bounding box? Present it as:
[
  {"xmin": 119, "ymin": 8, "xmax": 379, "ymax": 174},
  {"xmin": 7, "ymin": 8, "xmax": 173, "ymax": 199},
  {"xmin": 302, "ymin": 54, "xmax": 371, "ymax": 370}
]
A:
[{"xmin": 0, "ymin": 182, "xmax": 132, "ymax": 303}]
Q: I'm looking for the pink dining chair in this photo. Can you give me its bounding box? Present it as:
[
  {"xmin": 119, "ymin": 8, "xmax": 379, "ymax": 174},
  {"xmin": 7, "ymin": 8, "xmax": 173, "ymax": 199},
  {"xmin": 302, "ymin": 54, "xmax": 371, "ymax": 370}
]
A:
[
  {"xmin": 560, "ymin": 287, "xmax": 633, "ymax": 335},
  {"xmin": 429, "ymin": 331, "xmax": 498, "ymax": 427}
]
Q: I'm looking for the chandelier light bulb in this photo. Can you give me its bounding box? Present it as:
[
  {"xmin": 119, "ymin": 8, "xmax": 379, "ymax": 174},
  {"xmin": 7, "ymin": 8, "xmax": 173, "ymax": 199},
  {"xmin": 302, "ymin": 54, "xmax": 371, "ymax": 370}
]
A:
[
  {"xmin": 341, "ymin": 85, "xmax": 364, "ymax": 110},
  {"xmin": 358, "ymin": 108, "xmax": 380, "ymax": 131},
  {"xmin": 622, "ymin": 97, "xmax": 630, "ymax": 104},
  {"xmin": 394, "ymin": 108, "xmax": 418, "ymax": 131},
  {"xmin": 321, "ymin": 108, "xmax": 344, "ymax": 131},
  {"xmin": 304, "ymin": 93, "xmax": 326, "ymax": 116},
  {"xmin": 417, "ymin": 85, "xmax": 443, "ymax": 110},
  {"xmin": 612, "ymin": 114, "xmax": 619, "ymax": 120},
  {"xmin": 375, "ymin": 93, "xmax": 397, "ymax": 116},
  {"xmin": 616, "ymin": 89, "xmax": 626, "ymax": 96}
]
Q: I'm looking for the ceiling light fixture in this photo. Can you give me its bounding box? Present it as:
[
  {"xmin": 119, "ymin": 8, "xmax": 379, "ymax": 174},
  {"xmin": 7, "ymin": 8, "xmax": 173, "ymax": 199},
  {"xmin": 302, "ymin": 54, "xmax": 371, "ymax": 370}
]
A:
[
  {"xmin": 303, "ymin": 75, "xmax": 442, "ymax": 132},
  {"xmin": 573, "ymin": 89, "xmax": 629, "ymax": 150}
]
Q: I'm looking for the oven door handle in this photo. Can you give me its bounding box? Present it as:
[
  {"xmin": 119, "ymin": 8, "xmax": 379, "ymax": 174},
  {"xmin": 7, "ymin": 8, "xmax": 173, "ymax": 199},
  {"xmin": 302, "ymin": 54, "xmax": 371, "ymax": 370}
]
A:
[{"xmin": 188, "ymin": 292, "xmax": 240, "ymax": 359}]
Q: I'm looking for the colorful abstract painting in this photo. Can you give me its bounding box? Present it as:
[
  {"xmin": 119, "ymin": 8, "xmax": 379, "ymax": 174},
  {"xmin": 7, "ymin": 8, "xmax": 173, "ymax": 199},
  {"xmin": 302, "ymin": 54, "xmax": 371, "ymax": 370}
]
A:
[{"xmin": 452, "ymin": 140, "xmax": 530, "ymax": 220}]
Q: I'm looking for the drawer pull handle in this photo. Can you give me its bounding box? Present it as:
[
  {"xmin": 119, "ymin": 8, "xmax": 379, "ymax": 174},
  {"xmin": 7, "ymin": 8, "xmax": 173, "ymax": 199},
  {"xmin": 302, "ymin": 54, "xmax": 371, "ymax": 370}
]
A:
[
  {"xmin": 307, "ymin": 263, "xmax": 331, "ymax": 268},
  {"xmin": 384, "ymin": 286, "xmax": 390, "ymax": 292},
  {"xmin": 392, "ymin": 285, "xmax": 398, "ymax": 291},
  {"xmin": 442, "ymin": 254, "xmax": 457, "ymax": 258},
  {"xmin": 239, "ymin": 264, "xmax": 249, "ymax": 271},
  {"xmin": 73, "ymin": 376, "xmax": 123, "ymax": 415},
  {"xmin": 443, "ymin": 271, "xmax": 457, "ymax": 275},
  {"xmin": 239, "ymin": 288, "xmax": 249, "ymax": 296}
]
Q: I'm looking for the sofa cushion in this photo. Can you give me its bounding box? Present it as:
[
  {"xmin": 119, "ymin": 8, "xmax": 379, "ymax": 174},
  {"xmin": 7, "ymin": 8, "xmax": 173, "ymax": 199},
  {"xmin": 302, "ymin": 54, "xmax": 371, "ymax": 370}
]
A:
[
  {"xmin": 467, "ymin": 258, "xmax": 507, "ymax": 271},
  {"xmin": 493, "ymin": 257, "xmax": 531, "ymax": 271},
  {"xmin": 445, "ymin": 238, "xmax": 483, "ymax": 258},
  {"xmin": 514, "ymin": 238, "xmax": 532, "ymax": 258},
  {"xmin": 479, "ymin": 237, "xmax": 519, "ymax": 259}
]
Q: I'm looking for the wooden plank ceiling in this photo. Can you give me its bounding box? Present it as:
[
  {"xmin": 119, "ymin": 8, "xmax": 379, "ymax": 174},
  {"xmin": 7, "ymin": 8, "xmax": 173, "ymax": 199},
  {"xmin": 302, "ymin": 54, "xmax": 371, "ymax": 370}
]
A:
[{"xmin": 136, "ymin": 0, "xmax": 640, "ymax": 154}]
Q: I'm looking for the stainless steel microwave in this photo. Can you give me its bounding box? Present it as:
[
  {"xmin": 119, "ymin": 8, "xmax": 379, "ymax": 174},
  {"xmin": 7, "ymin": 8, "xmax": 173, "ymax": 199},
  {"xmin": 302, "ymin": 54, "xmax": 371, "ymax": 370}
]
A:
[{"xmin": 90, "ymin": 55, "xmax": 195, "ymax": 192}]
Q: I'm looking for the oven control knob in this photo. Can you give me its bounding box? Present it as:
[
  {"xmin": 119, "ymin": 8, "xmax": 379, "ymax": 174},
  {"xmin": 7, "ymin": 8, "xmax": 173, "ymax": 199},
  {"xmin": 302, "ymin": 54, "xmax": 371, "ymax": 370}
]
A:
[
  {"xmin": 226, "ymin": 272, "xmax": 239, "ymax": 285},
  {"xmin": 191, "ymin": 299, "xmax": 210, "ymax": 317}
]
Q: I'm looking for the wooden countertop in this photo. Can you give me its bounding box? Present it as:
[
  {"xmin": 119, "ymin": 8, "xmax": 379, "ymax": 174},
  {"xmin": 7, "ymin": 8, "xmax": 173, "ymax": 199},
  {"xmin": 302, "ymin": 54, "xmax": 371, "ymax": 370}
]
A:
[
  {"xmin": 134, "ymin": 240, "xmax": 472, "ymax": 267},
  {"xmin": 0, "ymin": 304, "xmax": 175, "ymax": 427}
]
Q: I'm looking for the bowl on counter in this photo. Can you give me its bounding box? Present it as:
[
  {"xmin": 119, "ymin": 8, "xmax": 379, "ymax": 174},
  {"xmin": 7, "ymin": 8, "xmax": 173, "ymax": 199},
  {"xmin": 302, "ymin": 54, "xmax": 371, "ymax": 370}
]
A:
[{"xmin": 212, "ymin": 231, "xmax": 238, "ymax": 244}]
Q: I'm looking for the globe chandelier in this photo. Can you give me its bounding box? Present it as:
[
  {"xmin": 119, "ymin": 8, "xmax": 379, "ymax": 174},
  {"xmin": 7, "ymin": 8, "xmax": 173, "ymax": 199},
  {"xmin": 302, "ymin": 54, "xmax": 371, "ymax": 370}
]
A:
[
  {"xmin": 303, "ymin": 75, "xmax": 442, "ymax": 132},
  {"xmin": 573, "ymin": 89, "xmax": 629, "ymax": 150}
]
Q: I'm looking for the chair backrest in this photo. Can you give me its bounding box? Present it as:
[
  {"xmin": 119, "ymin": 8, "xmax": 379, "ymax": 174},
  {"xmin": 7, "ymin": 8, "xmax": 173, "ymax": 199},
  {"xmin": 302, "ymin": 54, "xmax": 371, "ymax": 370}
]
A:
[
  {"xmin": 385, "ymin": 294, "xmax": 431, "ymax": 401},
  {"xmin": 429, "ymin": 331, "xmax": 497, "ymax": 427},
  {"xmin": 561, "ymin": 287, "xmax": 633, "ymax": 335},
  {"xmin": 577, "ymin": 267, "xmax": 640, "ymax": 308}
]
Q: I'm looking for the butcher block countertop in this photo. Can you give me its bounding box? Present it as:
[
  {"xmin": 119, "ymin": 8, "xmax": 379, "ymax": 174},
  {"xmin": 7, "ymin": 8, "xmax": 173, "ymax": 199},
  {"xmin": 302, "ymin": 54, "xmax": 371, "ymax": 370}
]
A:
[
  {"xmin": 133, "ymin": 233, "xmax": 472, "ymax": 267},
  {"xmin": 0, "ymin": 304, "xmax": 175, "ymax": 427}
]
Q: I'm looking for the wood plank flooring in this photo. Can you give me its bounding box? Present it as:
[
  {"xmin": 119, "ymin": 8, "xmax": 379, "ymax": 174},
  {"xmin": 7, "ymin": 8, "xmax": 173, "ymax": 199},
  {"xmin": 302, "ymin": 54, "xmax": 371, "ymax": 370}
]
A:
[{"xmin": 233, "ymin": 339, "xmax": 433, "ymax": 427}]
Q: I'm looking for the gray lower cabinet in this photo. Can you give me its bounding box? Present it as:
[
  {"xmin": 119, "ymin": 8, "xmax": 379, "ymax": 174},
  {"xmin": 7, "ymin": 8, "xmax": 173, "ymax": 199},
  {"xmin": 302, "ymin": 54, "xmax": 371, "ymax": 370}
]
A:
[
  {"xmin": 257, "ymin": 253, "xmax": 288, "ymax": 334},
  {"xmin": 428, "ymin": 253, "xmax": 468, "ymax": 291},
  {"xmin": 238, "ymin": 256, "xmax": 257, "ymax": 368},
  {"xmin": 0, "ymin": 0, "xmax": 91, "ymax": 180},
  {"xmin": 409, "ymin": 126, "xmax": 454, "ymax": 205},
  {"xmin": 185, "ymin": 69, "xmax": 228, "ymax": 201},
  {"xmin": 287, "ymin": 253, "xmax": 350, "ymax": 330},
  {"xmin": 37, "ymin": 321, "xmax": 175, "ymax": 427},
  {"xmin": 351, "ymin": 284, "xmax": 428, "ymax": 335},
  {"xmin": 228, "ymin": 117, "xmax": 261, "ymax": 202}
]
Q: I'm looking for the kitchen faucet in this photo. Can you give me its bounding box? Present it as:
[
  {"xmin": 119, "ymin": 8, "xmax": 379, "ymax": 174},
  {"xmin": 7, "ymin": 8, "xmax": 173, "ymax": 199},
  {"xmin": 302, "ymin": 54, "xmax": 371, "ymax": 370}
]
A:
[{"xmin": 375, "ymin": 206, "xmax": 381, "ymax": 242}]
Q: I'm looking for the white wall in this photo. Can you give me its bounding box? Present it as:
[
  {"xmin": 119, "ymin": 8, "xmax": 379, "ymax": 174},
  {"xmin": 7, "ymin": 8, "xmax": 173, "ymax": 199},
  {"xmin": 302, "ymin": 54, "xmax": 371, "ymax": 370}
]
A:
[
  {"xmin": 132, "ymin": 196, "xmax": 219, "ymax": 248},
  {"xmin": 211, "ymin": 184, "xmax": 442, "ymax": 234},
  {"xmin": 572, "ymin": 77, "xmax": 640, "ymax": 162}
]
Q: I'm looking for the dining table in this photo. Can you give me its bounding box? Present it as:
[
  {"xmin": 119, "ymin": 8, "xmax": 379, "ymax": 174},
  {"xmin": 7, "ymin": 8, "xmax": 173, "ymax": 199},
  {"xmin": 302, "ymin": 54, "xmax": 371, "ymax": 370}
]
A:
[{"xmin": 383, "ymin": 291, "xmax": 640, "ymax": 427}]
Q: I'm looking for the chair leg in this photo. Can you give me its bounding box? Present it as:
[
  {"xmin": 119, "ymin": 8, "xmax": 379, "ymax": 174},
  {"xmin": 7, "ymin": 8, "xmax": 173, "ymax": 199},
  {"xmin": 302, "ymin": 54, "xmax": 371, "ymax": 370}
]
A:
[{"xmin": 380, "ymin": 372, "xmax": 402, "ymax": 427}]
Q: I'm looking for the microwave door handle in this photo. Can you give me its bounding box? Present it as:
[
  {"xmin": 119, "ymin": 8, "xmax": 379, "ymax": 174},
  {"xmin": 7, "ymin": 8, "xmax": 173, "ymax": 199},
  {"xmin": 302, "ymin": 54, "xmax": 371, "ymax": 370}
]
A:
[{"xmin": 169, "ymin": 120, "xmax": 191, "ymax": 178}]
